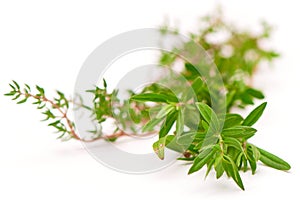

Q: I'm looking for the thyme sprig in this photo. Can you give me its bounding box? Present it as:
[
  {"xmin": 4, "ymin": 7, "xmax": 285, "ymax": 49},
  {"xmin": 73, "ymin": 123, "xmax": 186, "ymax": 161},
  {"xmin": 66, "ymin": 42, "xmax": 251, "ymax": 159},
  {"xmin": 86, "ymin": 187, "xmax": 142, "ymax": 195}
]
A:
[{"xmin": 5, "ymin": 11, "xmax": 290, "ymax": 190}]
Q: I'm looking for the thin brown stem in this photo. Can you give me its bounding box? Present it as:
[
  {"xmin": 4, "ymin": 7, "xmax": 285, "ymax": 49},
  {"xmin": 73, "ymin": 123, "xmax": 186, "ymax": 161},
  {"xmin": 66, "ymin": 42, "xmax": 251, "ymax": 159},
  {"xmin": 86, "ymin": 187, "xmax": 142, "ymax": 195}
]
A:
[
  {"xmin": 19, "ymin": 90, "xmax": 157, "ymax": 142},
  {"xmin": 21, "ymin": 91, "xmax": 80, "ymax": 140}
]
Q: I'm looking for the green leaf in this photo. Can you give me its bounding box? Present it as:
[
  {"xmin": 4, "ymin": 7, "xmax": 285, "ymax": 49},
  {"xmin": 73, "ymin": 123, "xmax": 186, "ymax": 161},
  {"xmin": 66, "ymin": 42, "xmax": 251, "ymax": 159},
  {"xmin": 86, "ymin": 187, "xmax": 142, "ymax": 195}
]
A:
[
  {"xmin": 183, "ymin": 77, "xmax": 204, "ymax": 101},
  {"xmin": 159, "ymin": 110, "xmax": 178, "ymax": 138},
  {"xmin": 142, "ymin": 117, "xmax": 163, "ymax": 132},
  {"xmin": 223, "ymin": 114, "xmax": 244, "ymax": 129},
  {"xmin": 25, "ymin": 84, "xmax": 31, "ymax": 91},
  {"xmin": 130, "ymin": 93, "xmax": 178, "ymax": 103},
  {"xmin": 103, "ymin": 79, "xmax": 107, "ymax": 88},
  {"xmin": 222, "ymin": 155, "xmax": 245, "ymax": 190},
  {"xmin": 12, "ymin": 80, "xmax": 20, "ymax": 90},
  {"xmin": 9, "ymin": 83, "xmax": 16, "ymax": 90},
  {"xmin": 240, "ymin": 92, "xmax": 254, "ymax": 105},
  {"xmin": 214, "ymin": 154, "xmax": 224, "ymax": 179},
  {"xmin": 48, "ymin": 120, "xmax": 60, "ymax": 127},
  {"xmin": 36, "ymin": 85, "xmax": 45, "ymax": 96},
  {"xmin": 246, "ymin": 88, "xmax": 265, "ymax": 99},
  {"xmin": 156, "ymin": 104, "xmax": 175, "ymax": 119},
  {"xmin": 243, "ymin": 102, "xmax": 267, "ymax": 126},
  {"xmin": 196, "ymin": 135, "xmax": 218, "ymax": 153},
  {"xmin": 153, "ymin": 136, "xmax": 167, "ymax": 160},
  {"xmin": 257, "ymin": 147, "xmax": 291, "ymax": 170},
  {"xmin": 188, "ymin": 148, "xmax": 216, "ymax": 174},
  {"xmin": 37, "ymin": 103, "xmax": 46, "ymax": 109},
  {"xmin": 196, "ymin": 102, "xmax": 220, "ymax": 131},
  {"xmin": 222, "ymin": 126, "xmax": 257, "ymax": 139},
  {"xmin": 159, "ymin": 52, "xmax": 176, "ymax": 66},
  {"xmin": 129, "ymin": 108, "xmax": 141, "ymax": 124},
  {"xmin": 248, "ymin": 143, "xmax": 260, "ymax": 161},
  {"xmin": 153, "ymin": 135, "xmax": 180, "ymax": 159},
  {"xmin": 17, "ymin": 98, "xmax": 28, "ymax": 104},
  {"xmin": 242, "ymin": 155, "xmax": 248, "ymax": 172},
  {"xmin": 223, "ymin": 137, "xmax": 243, "ymax": 151},
  {"xmin": 177, "ymin": 157, "xmax": 195, "ymax": 161},
  {"xmin": 165, "ymin": 135, "xmax": 185, "ymax": 153},
  {"xmin": 191, "ymin": 77, "xmax": 204, "ymax": 92},
  {"xmin": 236, "ymin": 152, "xmax": 244, "ymax": 169},
  {"xmin": 246, "ymin": 145, "xmax": 257, "ymax": 174},
  {"xmin": 12, "ymin": 93, "xmax": 21, "ymax": 100},
  {"xmin": 226, "ymin": 90, "xmax": 236, "ymax": 108},
  {"xmin": 4, "ymin": 92, "xmax": 16, "ymax": 96},
  {"xmin": 176, "ymin": 132, "xmax": 196, "ymax": 145},
  {"xmin": 176, "ymin": 107, "xmax": 184, "ymax": 135},
  {"xmin": 205, "ymin": 158, "xmax": 215, "ymax": 178},
  {"xmin": 182, "ymin": 105, "xmax": 200, "ymax": 130},
  {"xmin": 201, "ymin": 120, "xmax": 209, "ymax": 130}
]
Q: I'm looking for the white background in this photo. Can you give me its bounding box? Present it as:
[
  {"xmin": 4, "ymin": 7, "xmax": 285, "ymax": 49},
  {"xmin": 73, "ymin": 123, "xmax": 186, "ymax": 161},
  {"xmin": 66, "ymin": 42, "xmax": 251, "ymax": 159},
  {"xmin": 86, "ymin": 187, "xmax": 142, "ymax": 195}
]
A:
[{"xmin": 0, "ymin": 0, "xmax": 299, "ymax": 199}]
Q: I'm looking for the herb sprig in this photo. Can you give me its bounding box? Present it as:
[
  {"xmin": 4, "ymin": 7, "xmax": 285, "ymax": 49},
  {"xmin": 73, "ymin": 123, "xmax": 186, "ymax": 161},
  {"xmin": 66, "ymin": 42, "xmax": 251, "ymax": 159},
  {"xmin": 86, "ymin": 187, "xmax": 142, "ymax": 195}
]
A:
[{"xmin": 5, "ymin": 12, "xmax": 290, "ymax": 190}]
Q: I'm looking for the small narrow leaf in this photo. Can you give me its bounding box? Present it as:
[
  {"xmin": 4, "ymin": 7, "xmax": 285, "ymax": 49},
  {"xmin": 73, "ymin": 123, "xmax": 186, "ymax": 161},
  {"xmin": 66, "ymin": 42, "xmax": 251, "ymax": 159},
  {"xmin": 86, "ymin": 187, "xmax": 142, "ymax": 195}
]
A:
[
  {"xmin": 4, "ymin": 92, "xmax": 16, "ymax": 96},
  {"xmin": 188, "ymin": 148, "xmax": 216, "ymax": 174},
  {"xmin": 25, "ymin": 84, "xmax": 31, "ymax": 91},
  {"xmin": 17, "ymin": 98, "xmax": 28, "ymax": 104},
  {"xmin": 153, "ymin": 135, "xmax": 179, "ymax": 159},
  {"xmin": 156, "ymin": 104, "xmax": 174, "ymax": 119},
  {"xmin": 246, "ymin": 145, "xmax": 257, "ymax": 174},
  {"xmin": 153, "ymin": 136, "xmax": 167, "ymax": 160},
  {"xmin": 9, "ymin": 84, "xmax": 16, "ymax": 90},
  {"xmin": 177, "ymin": 157, "xmax": 195, "ymax": 161},
  {"xmin": 243, "ymin": 102, "xmax": 267, "ymax": 126},
  {"xmin": 131, "ymin": 93, "xmax": 178, "ymax": 103},
  {"xmin": 142, "ymin": 117, "xmax": 163, "ymax": 132},
  {"xmin": 176, "ymin": 107, "xmax": 184, "ymax": 135},
  {"xmin": 205, "ymin": 158, "xmax": 215, "ymax": 178},
  {"xmin": 165, "ymin": 135, "xmax": 185, "ymax": 153},
  {"xmin": 103, "ymin": 79, "xmax": 107, "ymax": 88},
  {"xmin": 223, "ymin": 114, "xmax": 244, "ymax": 129},
  {"xmin": 242, "ymin": 155, "xmax": 248, "ymax": 172},
  {"xmin": 196, "ymin": 102, "xmax": 220, "ymax": 131},
  {"xmin": 183, "ymin": 77, "xmax": 204, "ymax": 100},
  {"xmin": 248, "ymin": 143, "xmax": 260, "ymax": 161},
  {"xmin": 246, "ymin": 88, "xmax": 265, "ymax": 99},
  {"xmin": 223, "ymin": 155, "xmax": 245, "ymax": 190},
  {"xmin": 201, "ymin": 120, "xmax": 209, "ymax": 130},
  {"xmin": 12, "ymin": 93, "xmax": 21, "ymax": 100},
  {"xmin": 12, "ymin": 80, "xmax": 20, "ymax": 90},
  {"xmin": 191, "ymin": 77, "xmax": 204, "ymax": 93},
  {"xmin": 223, "ymin": 137, "xmax": 243, "ymax": 151},
  {"xmin": 214, "ymin": 154, "xmax": 224, "ymax": 179},
  {"xmin": 258, "ymin": 147, "xmax": 291, "ymax": 170},
  {"xmin": 176, "ymin": 132, "xmax": 196, "ymax": 145},
  {"xmin": 222, "ymin": 126, "xmax": 257, "ymax": 139},
  {"xmin": 159, "ymin": 110, "xmax": 178, "ymax": 138},
  {"xmin": 236, "ymin": 152, "xmax": 244, "ymax": 169},
  {"xmin": 36, "ymin": 85, "xmax": 45, "ymax": 96}
]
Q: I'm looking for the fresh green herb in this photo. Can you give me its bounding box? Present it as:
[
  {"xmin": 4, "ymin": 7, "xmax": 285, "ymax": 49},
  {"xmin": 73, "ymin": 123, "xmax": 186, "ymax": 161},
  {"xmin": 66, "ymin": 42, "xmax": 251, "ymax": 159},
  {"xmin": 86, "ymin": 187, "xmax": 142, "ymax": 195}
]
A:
[{"xmin": 5, "ymin": 11, "xmax": 290, "ymax": 190}]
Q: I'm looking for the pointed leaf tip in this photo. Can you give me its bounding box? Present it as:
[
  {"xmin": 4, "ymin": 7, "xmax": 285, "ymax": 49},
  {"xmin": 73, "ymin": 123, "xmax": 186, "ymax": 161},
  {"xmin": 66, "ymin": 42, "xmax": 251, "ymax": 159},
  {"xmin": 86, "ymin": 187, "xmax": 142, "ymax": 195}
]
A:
[{"xmin": 243, "ymin": 102, "xmax": 267, "ymax": 126}]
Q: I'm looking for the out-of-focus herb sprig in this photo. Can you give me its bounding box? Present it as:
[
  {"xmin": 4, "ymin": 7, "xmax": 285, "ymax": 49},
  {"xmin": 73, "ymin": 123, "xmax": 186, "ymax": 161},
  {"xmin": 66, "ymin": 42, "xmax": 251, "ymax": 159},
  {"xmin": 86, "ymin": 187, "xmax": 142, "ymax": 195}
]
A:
[{"xmin": 160, "ymin": 11, "xmax": 278, "ymax": 110}]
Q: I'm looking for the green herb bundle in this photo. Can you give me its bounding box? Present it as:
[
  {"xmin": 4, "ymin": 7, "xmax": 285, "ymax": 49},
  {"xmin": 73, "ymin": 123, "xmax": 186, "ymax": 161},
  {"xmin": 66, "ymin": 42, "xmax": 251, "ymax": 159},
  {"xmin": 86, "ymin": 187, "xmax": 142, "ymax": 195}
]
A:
[{"xmin": 5, "ymin": 12, "xmax": 290, "ymax": 190}]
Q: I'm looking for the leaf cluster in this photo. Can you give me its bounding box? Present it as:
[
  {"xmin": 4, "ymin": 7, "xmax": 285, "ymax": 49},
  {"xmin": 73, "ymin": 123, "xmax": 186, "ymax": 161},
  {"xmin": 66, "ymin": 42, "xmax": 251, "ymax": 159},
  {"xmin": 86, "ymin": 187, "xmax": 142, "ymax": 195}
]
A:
[{"xmin": 131, "ymin": 92, "xmax": 290, "ymax": 190}]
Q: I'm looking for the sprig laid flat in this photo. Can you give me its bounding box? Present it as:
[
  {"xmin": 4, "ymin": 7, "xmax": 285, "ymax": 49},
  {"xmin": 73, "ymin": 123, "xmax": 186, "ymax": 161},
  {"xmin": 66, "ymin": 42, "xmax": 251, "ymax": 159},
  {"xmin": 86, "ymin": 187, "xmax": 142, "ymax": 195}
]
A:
[{"xmin": 5, "ymin": 11, "xmax": 290, "ymax": 190}]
